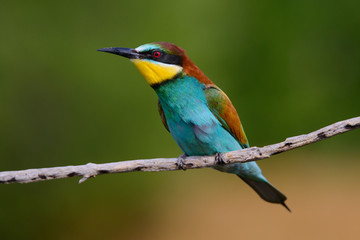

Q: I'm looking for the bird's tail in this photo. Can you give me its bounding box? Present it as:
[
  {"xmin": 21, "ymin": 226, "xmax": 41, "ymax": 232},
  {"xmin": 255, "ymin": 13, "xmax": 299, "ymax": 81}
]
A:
[{"xmin": 239, "ymin": 176, "xmax": 290, "ymax": 212}]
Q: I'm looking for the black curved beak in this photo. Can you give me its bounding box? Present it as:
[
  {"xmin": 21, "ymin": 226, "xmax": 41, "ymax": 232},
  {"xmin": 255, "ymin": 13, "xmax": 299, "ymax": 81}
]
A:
[{"xmin": 97, "ymin": 47, "xmax": 140, "ymax": 59}]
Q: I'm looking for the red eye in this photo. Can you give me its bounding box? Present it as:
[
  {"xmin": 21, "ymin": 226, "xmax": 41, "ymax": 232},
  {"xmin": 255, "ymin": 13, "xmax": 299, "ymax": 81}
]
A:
[{"xmin": 153, "ymin": 51, "xmax": 161, "ymax": 58}]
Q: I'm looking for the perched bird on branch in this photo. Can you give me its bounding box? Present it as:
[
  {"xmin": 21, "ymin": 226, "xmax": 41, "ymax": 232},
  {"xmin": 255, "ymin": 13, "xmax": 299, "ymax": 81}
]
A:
[{"xmin": 98, "ymin": 42, "xmax": 289, "ymax": 211}]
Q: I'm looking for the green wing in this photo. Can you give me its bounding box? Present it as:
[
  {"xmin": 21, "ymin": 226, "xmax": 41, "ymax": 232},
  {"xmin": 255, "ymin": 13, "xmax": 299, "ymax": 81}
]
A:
[
  {"xmin": 204, "ymin": 84, "xmax": 249, "ymax": 148},
  {"xmin": 158, "ymin": 100, "xmax": 170, "ymax": 132}
]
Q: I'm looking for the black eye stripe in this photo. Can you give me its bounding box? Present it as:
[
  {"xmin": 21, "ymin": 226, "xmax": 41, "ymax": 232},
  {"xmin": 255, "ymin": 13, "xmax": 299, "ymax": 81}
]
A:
[
  {"xmin": 158, "ymin": 54, "xmax": 182, "ymax": 65},
  {"xmin": 139, "ymin": 50, "xmax": 182, "ymax": 66}
]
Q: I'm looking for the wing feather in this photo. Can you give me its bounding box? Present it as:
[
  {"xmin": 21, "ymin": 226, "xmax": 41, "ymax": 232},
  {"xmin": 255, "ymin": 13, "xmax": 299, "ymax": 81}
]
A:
[
  {"xmin": 204, "ymin": 84, "xmax": 249, "ymax": 148},
  {"xmin": 158, "ymin": 100, "xmax": 170, "ymax": 132}
]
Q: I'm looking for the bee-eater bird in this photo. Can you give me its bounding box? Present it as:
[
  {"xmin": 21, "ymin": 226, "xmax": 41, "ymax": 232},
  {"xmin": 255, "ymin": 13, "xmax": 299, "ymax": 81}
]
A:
[{"xmin": 98, "ymin": 42, "xmax": 289, "ymax": 211}]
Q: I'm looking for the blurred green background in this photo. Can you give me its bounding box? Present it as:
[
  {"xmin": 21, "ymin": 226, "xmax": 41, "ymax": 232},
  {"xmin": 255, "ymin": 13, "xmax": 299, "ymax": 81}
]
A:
[{"xmin": 0, "ymin": 0, "xmax": 359, "ymax": 239}]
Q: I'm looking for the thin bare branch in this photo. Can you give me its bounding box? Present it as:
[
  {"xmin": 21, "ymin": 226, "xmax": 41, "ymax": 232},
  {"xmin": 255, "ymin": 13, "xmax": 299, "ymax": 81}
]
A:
[{"xmin": 0, "ymin": 116, "xmax": 359, "ymax": 184}]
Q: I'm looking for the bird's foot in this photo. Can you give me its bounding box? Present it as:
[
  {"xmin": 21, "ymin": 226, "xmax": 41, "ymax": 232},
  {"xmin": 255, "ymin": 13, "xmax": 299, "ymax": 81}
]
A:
[
  {"xmin": 215, "ymin": 153, "xmax": 226, "ymax": 165},
  {"xmin": 176, "ymin": 154, "xmax": 187, "ymax": 171}
]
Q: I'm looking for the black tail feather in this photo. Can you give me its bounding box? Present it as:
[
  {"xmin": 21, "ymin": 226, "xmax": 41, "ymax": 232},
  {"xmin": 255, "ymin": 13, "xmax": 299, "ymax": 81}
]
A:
[
  {"xmin": 239, "ymin": 176, "xmax": 290, "ymax": 212},
  {"xmin": 281, "ymin": 202, "xmax": 291, "ymax": 212}
]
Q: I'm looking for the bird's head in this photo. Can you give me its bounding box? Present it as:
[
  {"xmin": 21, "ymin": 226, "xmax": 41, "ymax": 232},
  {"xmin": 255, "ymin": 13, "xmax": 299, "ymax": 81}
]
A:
[{"xmin": 98, "ymin": 42, "xmax": 212, "ymax": 87}]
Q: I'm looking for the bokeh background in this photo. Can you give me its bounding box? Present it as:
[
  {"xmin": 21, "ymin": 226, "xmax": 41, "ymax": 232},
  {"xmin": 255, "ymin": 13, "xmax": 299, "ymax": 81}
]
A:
[{"xmin": 1, "ymin": 1, "xmax": 360, "ymax": 239}]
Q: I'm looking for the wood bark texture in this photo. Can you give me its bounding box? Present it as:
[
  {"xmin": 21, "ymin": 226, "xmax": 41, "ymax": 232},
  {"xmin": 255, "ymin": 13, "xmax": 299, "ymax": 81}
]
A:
[{"xmin": 0, "ymin": 116, "xmax": 359, "ymax": 184}]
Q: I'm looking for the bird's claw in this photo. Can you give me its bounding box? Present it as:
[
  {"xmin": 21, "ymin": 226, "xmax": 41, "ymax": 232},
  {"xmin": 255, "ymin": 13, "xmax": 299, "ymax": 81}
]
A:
[
  {"xmin": 177, "ymin": 154, "xmax": 187, "ymax": 171},
  {"xmin": 215, "ymin": 153, "xmax": 226, "ymax": 165}
]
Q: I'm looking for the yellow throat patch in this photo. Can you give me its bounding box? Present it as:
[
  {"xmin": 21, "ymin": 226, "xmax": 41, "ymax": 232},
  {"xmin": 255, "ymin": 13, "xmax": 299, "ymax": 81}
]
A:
[{"xmin": 131, "ymin": 59, "xmax": 183, "ymax": 86}]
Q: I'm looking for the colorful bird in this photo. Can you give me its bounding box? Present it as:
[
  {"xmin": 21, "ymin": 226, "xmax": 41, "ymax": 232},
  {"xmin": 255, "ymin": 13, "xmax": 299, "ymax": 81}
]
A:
[{"xmin": 98, "ymin": 42, "xmax": 289, "ymax": 211}]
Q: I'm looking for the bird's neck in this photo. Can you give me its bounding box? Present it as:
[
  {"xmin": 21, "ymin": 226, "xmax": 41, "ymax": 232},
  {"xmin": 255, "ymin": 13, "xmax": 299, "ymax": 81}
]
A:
[
  {"xmin": 181, "ymin": 55, "xmax": 213, "ymax": 85},
  {"xmin": 154, "ymin": 75, "xmax": 207, "ymax": 113}
]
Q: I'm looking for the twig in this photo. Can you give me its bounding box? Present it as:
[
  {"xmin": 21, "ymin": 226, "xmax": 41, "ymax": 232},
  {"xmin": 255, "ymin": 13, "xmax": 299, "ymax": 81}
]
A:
[{"xmin": 0, "ymin": 116, "xmax": 359, "ymax": 184}]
